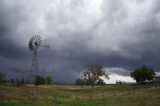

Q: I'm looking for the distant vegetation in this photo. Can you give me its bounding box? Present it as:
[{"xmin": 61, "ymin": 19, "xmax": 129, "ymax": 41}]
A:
[
  {"xmin": 0, "ymin": 64, "xmax": 157, "ymax": 86},
  {"xmin": 76, "ymin": 64, "xmax": 157, "ymax": 86},
  {"xmin": 76, "ymin": 64, "xmax": 109, "ymax": 87},
  {"xmin": 34, "ymin": 75, "xmax": 53, "ymax": 85},
  {"xmin": 131, "ymin": 65, "xmax": 156, "ymax": 83},
  {"xmin": 0, "ymin": 71, "xmax": 53, "ymax": 86}
]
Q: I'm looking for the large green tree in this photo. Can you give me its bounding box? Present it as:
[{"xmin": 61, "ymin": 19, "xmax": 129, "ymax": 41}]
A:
[
  {"xmin": 82, "ymin": 64, "xmax": 109, "ymax": 88},
  {"xmin": 131, "ymin": 65, "xmax": 156, "ymax": 83}
]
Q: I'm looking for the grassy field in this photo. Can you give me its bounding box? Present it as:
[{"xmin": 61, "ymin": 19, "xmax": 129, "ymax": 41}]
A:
[{"xmin": 0, "ymin": 82, "xmax": 160, "ymax": 106}]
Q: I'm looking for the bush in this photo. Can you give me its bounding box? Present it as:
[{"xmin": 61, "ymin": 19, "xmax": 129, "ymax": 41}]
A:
[
  {"xmin": 34, "ymin": 75, "xmax": 46, "ymax": 85},
  {"xmin": 131, "ymin": 65, "xmax": 156, "ymax": 83}
]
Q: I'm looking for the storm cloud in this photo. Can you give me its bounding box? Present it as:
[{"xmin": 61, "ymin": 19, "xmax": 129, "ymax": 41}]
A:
[{"xmin": 0, "ymin": 0, "xmax": 160, "ymax": 83}]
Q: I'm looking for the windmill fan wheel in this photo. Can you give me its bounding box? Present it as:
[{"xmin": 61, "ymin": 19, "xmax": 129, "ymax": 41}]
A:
[{"xmin": 28, "ymin": 35, "xmax": 41, "ymax": 51}]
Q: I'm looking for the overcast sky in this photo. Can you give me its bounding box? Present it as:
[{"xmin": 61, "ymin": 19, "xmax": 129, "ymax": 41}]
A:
[{"xmin": 0, "ymin": 0, "xmax": 160, "ymax": 83}]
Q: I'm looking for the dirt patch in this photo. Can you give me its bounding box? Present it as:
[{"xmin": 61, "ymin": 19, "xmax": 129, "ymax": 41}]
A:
[{"xmin": 0, "ymin": 92, "xmax": 23, "ymax": 100}]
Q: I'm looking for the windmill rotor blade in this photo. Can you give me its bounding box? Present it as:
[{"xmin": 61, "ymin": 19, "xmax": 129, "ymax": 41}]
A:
[
  {"xmin": 28, "ymin": 35, "xmax": 50, "ymax": 51},
  {"xmin": 28, "ymin": 35, "xmax": 42, "ymax": 51}
]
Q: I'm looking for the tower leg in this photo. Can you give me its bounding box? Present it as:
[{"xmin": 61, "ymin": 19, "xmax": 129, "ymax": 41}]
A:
[
  {"xmin": 29, "ymin": 48, "xmax": 38, "ymax": 101},
  {"xmin": 31, "ymin": 49, "xmax": 38, "ymax": 85}
]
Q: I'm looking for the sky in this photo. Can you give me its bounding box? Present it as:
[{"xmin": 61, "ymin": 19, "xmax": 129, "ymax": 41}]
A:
[{"xmin": 0, "ymin": 0, "xmax": 160, "ymax": 83}]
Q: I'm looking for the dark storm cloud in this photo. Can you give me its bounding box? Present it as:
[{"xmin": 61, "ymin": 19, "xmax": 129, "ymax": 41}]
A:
[
  {"xmin": 0, "ymin": 0, "xmax": 160, "ymax": 83},
  {"xmin": 0, "ymin": 39, "xmax": 29, "ymax": 59}
]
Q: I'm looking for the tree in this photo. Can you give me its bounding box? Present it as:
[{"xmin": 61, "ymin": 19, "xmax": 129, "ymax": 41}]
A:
[
  {"xmin": 34, "ymin": 76, "xmax": 46, "ymax": 85},
  {"xmin": 75, "ymin": 78, "xmax": 85, "ymax": 85},
  {"xmin": 82, "ymin": 64, "xmax": 109, "ymax": 88},
  {"xmin": 46, "ymin": 76, "xmax": 52, "ymax": 85},
  {"xmin": 0, "ymin": 72, "xmax": 5, "ymax": 83},
  {"xmin": 131, "ymin": 65, "xmax": 156, "ymax": 83},
  {"xmin": 97, "ymin": 79, "xmax": 105, "ymax": 85}
]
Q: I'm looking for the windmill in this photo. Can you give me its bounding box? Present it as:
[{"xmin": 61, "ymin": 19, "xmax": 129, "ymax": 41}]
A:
[{"xmin": 28, "ymin": 35, "xmax": 49, "ymax": 85}]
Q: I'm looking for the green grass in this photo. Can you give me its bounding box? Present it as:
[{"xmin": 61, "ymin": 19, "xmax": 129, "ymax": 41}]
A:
[
  {"xmin": 0, "ymin": 82, "xmax": 160, "ymax": 106},
  {"xmin": 0, "ymin": 98, "xmax": 153, "ymax": 106}
]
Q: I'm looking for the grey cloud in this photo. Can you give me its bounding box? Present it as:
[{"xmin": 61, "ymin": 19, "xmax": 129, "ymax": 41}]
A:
[{"xmin": 0, "ymin": 0, "xmax": 160, "ymax": 83}]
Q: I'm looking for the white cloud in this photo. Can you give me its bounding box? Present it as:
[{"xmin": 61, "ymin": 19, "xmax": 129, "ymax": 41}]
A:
[
  {"xmin": 156, "ymin": 72, "xmax": 160, "ymax": 76},
  {"xmin": 102, "ymin": 67, "xmax": 136, "ymax": 84},
  {"xmin": 101, "ymin": 73, "xmax": 136, "ymax": 84}
]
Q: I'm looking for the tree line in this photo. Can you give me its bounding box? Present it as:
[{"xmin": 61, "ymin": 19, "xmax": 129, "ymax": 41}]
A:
[
  {"xmin": 34, "ymin": 75, "xmax": 52, "ymax": 85},
  {"xmin": 76, "ymin": 64, "xmax": 156, "ymax": 87},
  {"xmin": 0, "ymin": 64, "xmax": 157, "ymax": 86},
  {"xmin": 0, "ymin": 73, "xmax": 52, "ymax": 86}
]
